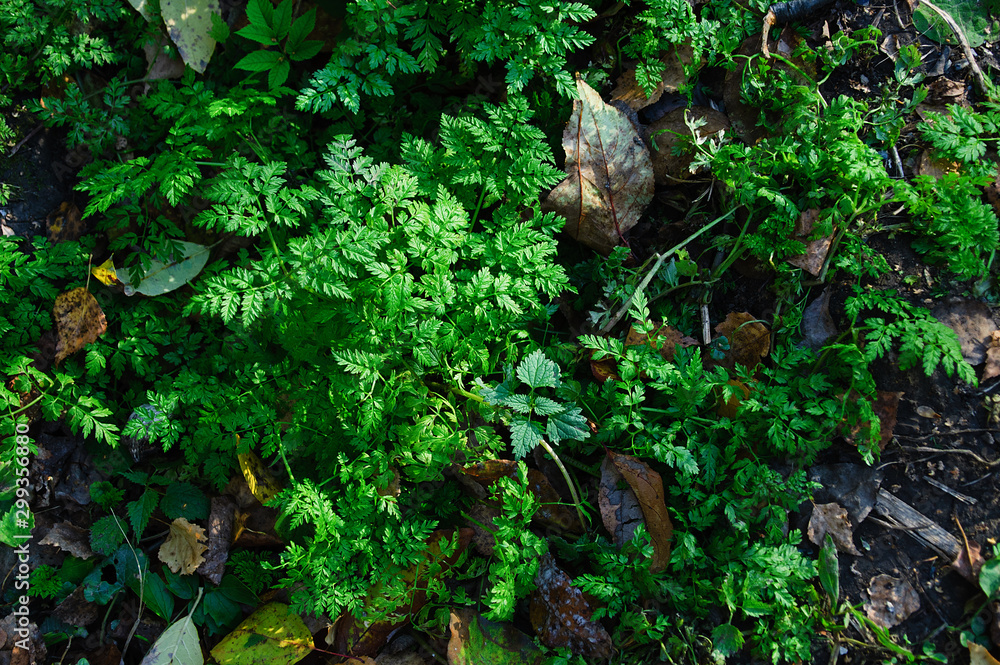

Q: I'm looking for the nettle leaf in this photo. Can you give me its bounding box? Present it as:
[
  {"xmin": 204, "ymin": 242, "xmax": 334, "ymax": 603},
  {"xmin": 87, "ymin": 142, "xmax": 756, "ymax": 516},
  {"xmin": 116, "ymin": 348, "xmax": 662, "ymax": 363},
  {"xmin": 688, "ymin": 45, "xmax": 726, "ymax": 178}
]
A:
[
  {"xmin": 127, "ymin": 488, "xmax": 160, "ymax": 540},
  {"xmin": 546, "ymin": 407, "xmax": 589, "ymax": 444},
  {"xmin": 91, "ymin": 515, "xmax": 128, "ymax": 557},
  {"xmin": 510, "ymin": 418, "xmax": 544, "ymax": 459},
  {"xmin": 501, "ymin": 393, "xmax": 533, "ymax": 414},
  {"xmin": 531, "ymin": 396, "xmax": 565, "ymax": 416},
  {"xmin": 516, "ymin": 350, "xmax": 560, "ymax": 389},
  {"xmin": 161, "ymin": 482, "xmax": 210, "ymax": 520}
]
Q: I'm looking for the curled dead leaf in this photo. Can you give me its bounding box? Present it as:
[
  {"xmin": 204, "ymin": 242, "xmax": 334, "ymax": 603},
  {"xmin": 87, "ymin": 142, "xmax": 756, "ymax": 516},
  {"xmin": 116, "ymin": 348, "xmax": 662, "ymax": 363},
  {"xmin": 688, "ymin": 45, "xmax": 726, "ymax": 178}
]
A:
[{"xmin": 158, "ymin": 517, "xmax": 208, "ymax": 575}]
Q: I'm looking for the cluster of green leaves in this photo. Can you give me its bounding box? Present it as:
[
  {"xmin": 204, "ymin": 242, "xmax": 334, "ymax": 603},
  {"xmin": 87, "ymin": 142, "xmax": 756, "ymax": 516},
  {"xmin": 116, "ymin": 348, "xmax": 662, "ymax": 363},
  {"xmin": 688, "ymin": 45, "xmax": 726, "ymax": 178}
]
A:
[
  {"xmin": 705, "ymin": 59, "xmax": 892, "ymax": 267},
  {"xmin": 295, "ymin": 0, "xmax": 596, "ymax": 114},
  {"xmin": 0, "ymin": 0, "xmax": 127, "ymax": 88},
  {"xmin": 228, "ymin": 0, "xmax": 324, "ymax": 91},
  {"xmin": 620, "ymin": 0, "xmax": 712, "ymax": 96}
]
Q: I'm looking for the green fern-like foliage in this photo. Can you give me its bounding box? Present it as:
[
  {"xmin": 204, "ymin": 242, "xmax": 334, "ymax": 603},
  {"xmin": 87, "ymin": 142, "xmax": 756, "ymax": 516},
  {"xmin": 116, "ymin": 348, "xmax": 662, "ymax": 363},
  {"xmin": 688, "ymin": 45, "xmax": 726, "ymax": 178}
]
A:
[{"xmin": 295, "ymin": 0, "xmax": 595, "ymax": 114}]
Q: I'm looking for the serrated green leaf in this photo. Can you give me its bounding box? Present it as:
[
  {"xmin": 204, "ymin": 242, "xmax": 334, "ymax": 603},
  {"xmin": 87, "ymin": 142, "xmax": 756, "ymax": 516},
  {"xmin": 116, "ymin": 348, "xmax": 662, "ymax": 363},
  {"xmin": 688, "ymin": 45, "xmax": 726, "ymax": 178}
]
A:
[
  {"xmin": 286, "ymin": 7, "xmax": 317, "ymax": 51},
  {"xmin": 515, "ymin": 350, "xmax": 559, "ymax": 389},
  {"xmin": 91, "ymin": 515, "xmax": 128, "ymax": 557},
  {"xmin": 545, "ymin": 407, "xmax": 589, "ymax": 444},
  {"xmin": 272, "ymin": 0, "xmax": 293, "ymax": 39},
  {"xmin": 236, "ymin": 23, "xmax": 277, "ymax": 45},
  {"xmin": 712, "ymin": 623, "xmax": 745, "ymax": 657},
  {"xmin": 268, "ymin": 58, "xmax": 291, "ymax": 89},
  {"xmin": 501, "ymin": 394, "xmax": 533, "ymax": 414},
  {"xmin": 510, "ymin": 419, "xmax": 544, "ymax": 459},
  {"xmin": 289, "ymin": 40, "xmax": 323, "ymax": 62},
  {"xmin": 128, "ymin": 488, "xmax": 160, "ymax": 540},
  {"xmin": 531, "ymin": 396, "xmax": 565, "ymax": 416}
]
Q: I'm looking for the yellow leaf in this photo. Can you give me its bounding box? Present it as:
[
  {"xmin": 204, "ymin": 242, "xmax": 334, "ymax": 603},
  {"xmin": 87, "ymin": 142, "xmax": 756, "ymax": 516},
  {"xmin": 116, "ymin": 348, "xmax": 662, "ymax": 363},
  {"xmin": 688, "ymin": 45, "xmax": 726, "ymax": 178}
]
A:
[
  {"xmin": 157, "ymin": 518, "xmax": 207, "ymax": 574},
  {"xmin": 210, "ymin": 603, "xmax": 313, "ymax": 665},
  {"xmin": 53, "ymin": 288, "xmax": 108, "ymax": 365},
  {"xmin": 239, "ymin": 451, "xmax": 283, "ymax": 504},
  {"xmin": 91, "ymin": 259, "xmax": 121, "ymax": 287}
]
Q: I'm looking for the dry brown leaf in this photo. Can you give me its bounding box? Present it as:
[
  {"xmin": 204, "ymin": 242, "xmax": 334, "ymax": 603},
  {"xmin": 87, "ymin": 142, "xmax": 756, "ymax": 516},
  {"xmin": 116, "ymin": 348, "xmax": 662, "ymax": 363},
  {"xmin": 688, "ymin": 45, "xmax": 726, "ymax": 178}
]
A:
[
  {"xmin": 808, "ymin": 502, "xmax": 860, "ymax": 556},
  {"xmin": 625, "ymin": 321, "xmax": 697, "ymax": 361},
  {"xmin": 46, "ymin": 202, "xmax": 84, "ymax": 244},
  {"xmin": 716, "ymin": 379, "xmax": 751, "ymax": 419},
  {"xmin": 598, "ymin": 455, "xmax": 644, "ymax": 546},
  {"xmin": 714, "ymin": 312, "xmax": 770, "ymax": 372},
  {"xmin": 800, "ymin": 288, "xmax": 838, "ymax": 351},
  {"xmin": 874, "ymin": 391, "xmax": 903, "ymax": 450},
  {"xmin": 53, "ymin": 287, "xmax": 108, "ymax": 365},
  {"xmin": 786, "ymin": 208, "xmax": 833, "ymax": 276},
  {"xmin": 610, "ymin": 46, "xmax": 692, "ymax": 111},
  {"xmin": 52, "ymin": 587, "xmax": 100, "ymax": 626},
  {"xmin": 984, "ymin": 331, "xmax": 1000, "ymax": 381},
  {"xmin": 542, "ymin": 75, "xmax": 654, "ymax": 255},
  {"xmin": 40, "ymin": 521, "xmax": 94, "ymax": 559},
  {"xmin": 529, "ymin": 554, "xmax": 612, "ymax": 659},
  {"xmin": 158, "ymin": 517, "xmax": 208, "ymax": 574},
  {"xmin": 647, "ymin": 106, "xmax": 729, "ymax": 184},
  {"xmin": 916, "ymin": 149, "xmax": 963, "ymax": 179},
  {"xmin": 607, "ymin": 450, "xmax": 672, "ymax": 571},
  {"xmin": 952, "ymin": 539, "xmax": 984, "ymax": 585},
  {"xmin": 970, "ymin": 642, "xmax": 1000, "ymax": 665},
  {"xmin": 932, "ymin": 299, "xmax": 997, "ymax": 365},
  {"xmin": 589, "ymin": 351, "xmax": 619, "ymax": 383},
  {"xmin": 864, "ymin": 574, "xmax": 920, "ymax": 628}
]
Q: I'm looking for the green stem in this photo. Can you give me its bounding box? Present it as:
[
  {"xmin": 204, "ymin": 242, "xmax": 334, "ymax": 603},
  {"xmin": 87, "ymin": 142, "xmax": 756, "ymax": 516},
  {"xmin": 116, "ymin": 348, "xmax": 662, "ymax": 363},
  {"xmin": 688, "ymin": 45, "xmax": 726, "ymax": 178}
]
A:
[{"xmin": 537, "ymin": 438, "xmax": 586, "ymax": 530}]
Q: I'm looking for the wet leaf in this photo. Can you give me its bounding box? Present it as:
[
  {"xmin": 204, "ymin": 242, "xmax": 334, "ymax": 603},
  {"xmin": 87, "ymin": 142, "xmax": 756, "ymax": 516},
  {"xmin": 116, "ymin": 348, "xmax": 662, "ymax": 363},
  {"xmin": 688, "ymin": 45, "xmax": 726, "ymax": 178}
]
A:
[
  {"xmin": 606, "ymin": 450, "xmax": 672, "ymax": 571},
  {"xmin": 864, "ymin": 574, "xmax": 920, "ymax": 629},
  {"xmin": 158, "ymin": 518, "xmax": 208, "ymax": 575},
  {"xmin": 447, "ymin": 607, "xmax": 544, "ymax": 665},
  {"xmin": 210, "ymin": 603, "xmax": 313, "ymax": 665},
  {"xmin": 598, "ymin": 455, "xmax": 644, "ymax": 546},
  {"xmin": 542, "ymin": 76, "xmax": 654, "ymax": 255},
  {"xmin": 807, "ymin": 502, "xmax": 860, "ymax": 556},
  {"xmin": 800, "ymin": 288, "xmax": 838, "ymax": 351},
  {"xmin": 161, "ymin": 0, "xmax": 220, "ymax": 74},
  {"xmin": 53, "ymin": 287, "xmax": 108, "ymax": 365},
  {"xmin": 529, "ymin": 554, "xmax": 612, "ymax": 659},
  {"xmin": 713, "ymin": 312, "xmax": 770, "ymax": 372}
]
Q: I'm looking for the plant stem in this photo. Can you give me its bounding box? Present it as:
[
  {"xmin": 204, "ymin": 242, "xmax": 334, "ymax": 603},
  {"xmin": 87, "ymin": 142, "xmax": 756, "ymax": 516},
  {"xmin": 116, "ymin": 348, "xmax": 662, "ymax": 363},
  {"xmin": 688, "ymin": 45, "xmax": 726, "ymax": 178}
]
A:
[{"xmin": 537, "ymin": 437, "xmax": 586, "ymax": 529}]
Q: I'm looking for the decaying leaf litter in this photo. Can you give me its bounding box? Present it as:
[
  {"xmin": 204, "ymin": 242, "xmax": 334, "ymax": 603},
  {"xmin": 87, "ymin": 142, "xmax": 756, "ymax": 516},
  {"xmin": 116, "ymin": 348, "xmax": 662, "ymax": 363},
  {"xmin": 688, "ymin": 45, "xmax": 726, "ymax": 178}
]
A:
[{"xmin": 6, "ymin": 0, "xmax": 1000, "ymax": 662}]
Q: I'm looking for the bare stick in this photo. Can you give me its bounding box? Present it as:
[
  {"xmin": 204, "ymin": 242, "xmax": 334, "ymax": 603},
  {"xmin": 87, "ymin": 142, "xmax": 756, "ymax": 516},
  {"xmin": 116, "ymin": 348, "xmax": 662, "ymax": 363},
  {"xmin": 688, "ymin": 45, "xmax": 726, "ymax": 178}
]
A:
[{"xmin": 918, "ymin": 0, "xmax": 992, "ymax": 99}]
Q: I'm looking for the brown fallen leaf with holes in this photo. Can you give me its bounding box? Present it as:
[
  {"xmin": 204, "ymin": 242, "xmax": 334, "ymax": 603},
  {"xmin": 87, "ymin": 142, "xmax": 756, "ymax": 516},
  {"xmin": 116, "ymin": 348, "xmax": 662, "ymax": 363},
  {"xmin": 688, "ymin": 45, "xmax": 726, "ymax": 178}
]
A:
[
  {"xmin": 714, "ymin": 312, "xmax": 770, "ymax": 372},
  {"xmin": 864, "ymin": 574, "xmax": 919, "ymax": 629},
  {"xmin": 530, "ymin": 554, "xmax": 612, "ymax": 659},
  {"xmin": 808, "ymin": 502, "xmax": 860, "ymax": 556},
  {"xmin": 53, "ymin": 287, "xmax": 108, "ymax": 365},
  {"xmin": 46, "ymin": 201, "xmax": 84, "ymax": 243},
  {"xmin": 158, "ymin": 517, "xmax": 208, "ymax": 575},
  {"xmin": 542, "ymin": 75, "xmax": 654, "ymax": 255},
  {"xmin": 606, "ymin": 450, "xmax": 672, "ymax": 571}
]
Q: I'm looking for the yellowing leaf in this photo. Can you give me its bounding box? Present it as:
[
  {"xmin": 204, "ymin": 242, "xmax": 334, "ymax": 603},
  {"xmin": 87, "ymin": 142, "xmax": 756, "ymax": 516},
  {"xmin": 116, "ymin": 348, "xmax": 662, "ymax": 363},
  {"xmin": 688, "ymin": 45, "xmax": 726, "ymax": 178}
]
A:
[
  {"xmin": 448, "ymin": 607, "xmax": 544, "ymax": 665},
  {"xmin": 91, "ymin": 258, "xmax": 122, "ymax": 287},
  {"xmin": 161, "ymin": 0, "xmax": 220, "ymax": 74},
  {"xmin": 210, "ymin": 603, "xmax": 313, "ymax": 665},
  {"xmin": 542, "ymin": 75, "xmax": 654, "ymax": 256},
  {"xmin": 239, "ymin": 451, "xmax": 283, "ymax": 504},
  {"xmin": 53, "ymin": 288, "xmax": 108, "ymax": 365},
  {"xmin": 158, "ymin": 518, "xmax": 208, "ymax": 575}
]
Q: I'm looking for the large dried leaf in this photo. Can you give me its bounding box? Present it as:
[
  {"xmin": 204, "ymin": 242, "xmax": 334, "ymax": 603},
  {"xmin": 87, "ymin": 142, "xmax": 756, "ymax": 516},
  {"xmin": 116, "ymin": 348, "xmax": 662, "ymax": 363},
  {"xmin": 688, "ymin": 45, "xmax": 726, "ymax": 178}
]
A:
[
  {"xmin": 932, "ymin": 299, "xmax": 997, "ymax": 365},
  {"xmin": 543, "ymin": 76, "xmax": 654, "ymax": 255},
  {"xmin": 606, "ymin": 450, "xmax": 672, "ymax": 571},
  {"xmin": 54, "ymin": 287, "xmax": 108, "ymax": 365},
  {"xmin": 807, "ymin": 502, "xmax": 860, "ymax": 556},
  {"xmin": 196, "ymin": 495, "xmax": 236, "ymax": 584},
  {"xmin": 529, "ymin": 554, "xmax": 611, "ymax": 659},
  {"xmin": 40, "ymin": 521, "xmax": 94, "ymax": 559},
  {"xmin": 158, "ymin": 518, "xmax": 208, "ymax": 575},
  {"xmin": 864, "ymin": 575, "xmax": 920, "ymax": 629}
]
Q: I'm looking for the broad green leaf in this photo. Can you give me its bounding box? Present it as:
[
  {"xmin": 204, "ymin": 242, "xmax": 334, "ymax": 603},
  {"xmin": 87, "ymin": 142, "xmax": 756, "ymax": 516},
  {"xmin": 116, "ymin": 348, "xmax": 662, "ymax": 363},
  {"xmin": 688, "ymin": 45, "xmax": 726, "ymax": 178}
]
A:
[
  {"xmin": 500, "ymin": 393, "xmax": 533, "ymax": 414},
  {"xmin": 289, "ymin": 40, "xmax": 323, "ymax": 62},
  {"xmin": 91, "ymin": 515, "xmax": 128, "ymax": 557},
  {"xmin": 127, "ymin": 0, "xmax": 153, "ymax": 21},
  {"xmin": 510, "ymin": 419, "xmax": 544, "ymax": 458},
  {"xmin": 140, "ymin": 597, "xmax": 204, "ymax": 665},
  {"xmin": 268, "ymin": 59, "xmax": 291, "ymax": 90},
  {"xmin": 980, "ymin": 559, "xmax": 1000, "ymax": 598},
  {"xmin": 531, "ymin": 396, "xmax": 565, "ymax": 416},
  {"xmin": 140, "ymin": 572, "xmax": 176, "ymax": 621},
  {"xmin": 235, "ymin": 50, "xmax": 283, "ymax": 73},
  {"xmin": 161, "ymin": 0, "xmax": 220, "ymax": 73},
  {"xmin": 712, "ymin": 623, "xmax": 745, "ymax": 657},
  {"xmin": 272, "ymin": 0, "xmax": 293, "ymax": 40},
  {"xmin": 210, "ymin": 603, "xmax": 313, "ymax": 665},
  {"xmin": 0, "ymin": 504, "xmax": 33, "ymax": 547},
  {"xmin": 127, "ymin": 488, "xmax": 160, "ymax": 540},
  {"xmin": 913, "ymin": 0, "xmax": 999, "ymax": 48},
  {"xmin": 235, "ymin": 23, "xmax": 277, "ymax": 45},
  {"xmin": 515, "ymin": 349, "xmax": 559, "ymax": 389},
  {"xmin": 118, "ymin": 242, "xmax": 210, "ymax": 296},
  {"xmin": 286, "ymin": 8, "xmax": 317, "ymax": 51},
  {"xmin": 245, "ymin": 0, "xmax": 274, "ymax": 30}
]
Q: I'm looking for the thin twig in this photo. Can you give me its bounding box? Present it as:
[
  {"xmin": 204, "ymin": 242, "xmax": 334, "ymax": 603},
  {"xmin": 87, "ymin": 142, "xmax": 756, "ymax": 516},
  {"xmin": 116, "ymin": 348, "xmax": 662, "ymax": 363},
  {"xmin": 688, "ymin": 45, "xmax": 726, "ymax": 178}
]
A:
[
  {"xmin": 6, "ymin": 123, "xmax": 43, "ymax": 158},
  {"xmin": 900, "ymin": 445, "xmax": 1000, "ymax": 467},
  {"xmin": 537, "ymin": 438, "xmax": 587, "ymax": 530}
]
